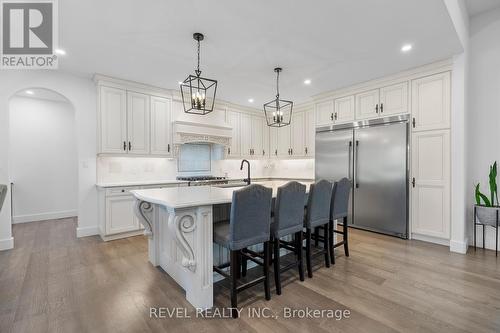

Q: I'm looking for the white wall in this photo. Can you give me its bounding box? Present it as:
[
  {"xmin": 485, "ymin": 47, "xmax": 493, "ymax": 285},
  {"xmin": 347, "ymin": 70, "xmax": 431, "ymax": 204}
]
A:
[
  {"xmin": 0, "ymin": 71, "xmax": 98, "ymax": 249},
  {"xmin": 9, "ymin": 96, "xmax": 77, "ymax": 223},
  {"xmin": 467, "ymin": 7, "xmax": 500, "ymax": 250}
]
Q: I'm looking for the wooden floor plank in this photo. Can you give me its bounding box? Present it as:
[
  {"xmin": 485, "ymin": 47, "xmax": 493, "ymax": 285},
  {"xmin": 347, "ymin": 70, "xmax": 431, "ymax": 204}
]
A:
[{"xmin": 0, "ymin": 218, "xmax": 498, "ymax": 333}]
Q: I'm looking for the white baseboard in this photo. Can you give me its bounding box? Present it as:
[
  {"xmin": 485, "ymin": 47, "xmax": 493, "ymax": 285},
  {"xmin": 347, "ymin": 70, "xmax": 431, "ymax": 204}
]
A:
[
  {"xmin": 450, "ymin": 238, "xmax": 468, "ymax": 254},
  {"xmin": 0, "ymin": 237, "xmax": 14, "ymax": 251},
  {"xmin": 411, "ymin": 233, "xmax": 450, "ymax": 246},
  {"xmin": 13, "ymin": 210, "xmax": 77, "ymax": 224},
  {"xmin": 76, "ymin": 225, "xmax": 100, "ymax": 238}
]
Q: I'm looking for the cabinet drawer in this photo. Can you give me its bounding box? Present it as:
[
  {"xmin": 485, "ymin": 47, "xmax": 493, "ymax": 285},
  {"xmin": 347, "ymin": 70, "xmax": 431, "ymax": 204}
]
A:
[{"xmin": 105, "ymin": 187, "xmax": 137, "ymax": 196}]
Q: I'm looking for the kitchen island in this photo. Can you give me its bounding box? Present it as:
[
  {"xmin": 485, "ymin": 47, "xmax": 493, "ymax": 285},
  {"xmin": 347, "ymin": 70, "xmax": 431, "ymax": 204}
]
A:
[{"xmin": 131, "ymin": 181, "xmax": 312, "ymax": 310}]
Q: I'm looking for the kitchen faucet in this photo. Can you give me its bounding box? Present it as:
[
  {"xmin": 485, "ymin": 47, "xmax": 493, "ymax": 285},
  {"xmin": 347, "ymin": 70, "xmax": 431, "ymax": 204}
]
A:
[{"xmin": 240, "ymin": 159, "xmax": 251, "ymax": 185}]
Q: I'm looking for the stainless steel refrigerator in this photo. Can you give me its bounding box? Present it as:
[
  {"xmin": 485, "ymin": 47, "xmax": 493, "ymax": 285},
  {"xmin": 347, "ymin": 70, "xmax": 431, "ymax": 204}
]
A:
[{"xmin": 316, "ymin": 115, "xmax": 409, "ymax": 238}]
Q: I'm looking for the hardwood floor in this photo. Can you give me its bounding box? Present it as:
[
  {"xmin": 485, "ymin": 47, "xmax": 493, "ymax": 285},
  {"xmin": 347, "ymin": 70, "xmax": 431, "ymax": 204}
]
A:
[{"xmin": 0, "ymin": 218, "xmax": 499, "ymax": 333}]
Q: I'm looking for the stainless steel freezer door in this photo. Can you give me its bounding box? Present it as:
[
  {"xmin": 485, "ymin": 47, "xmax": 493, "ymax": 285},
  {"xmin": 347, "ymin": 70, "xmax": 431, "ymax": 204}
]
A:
[
  {"xmin": 353, "ymin": 122, "xmax": 408, "ymax": 237},
  {"xmin": 315, "ymin": 129, "xmax": 353, "ymax": 182},
  {"xmin": 315, "ymin": 129, "xmax": 354, "ymax": 226}
]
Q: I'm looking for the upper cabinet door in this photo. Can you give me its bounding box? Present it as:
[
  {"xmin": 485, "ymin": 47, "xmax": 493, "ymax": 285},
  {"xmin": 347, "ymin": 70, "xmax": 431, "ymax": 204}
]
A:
[
  {"xmin": 100, "ymin": 86, "xmax": 127, "ymax": 154},
  {"xmin": 240, "ymin": 113, "xmax": 252, "ymax": 156},
  {"xmin": 226, "ymin": 110, "xmax": 241, "ymax": 157},
  {"xmin": 127, "ymin": 92, "xmax": 150, "ymax": 155},
  {"xmin": 262, "ymin": 120, "xmax": 269, "ymax": 158},
  {"xmin": 277, "ymin": 126, "xmax": 292, "ymax": 158},
  {"xmin": 251, "ymin": 116, "xmax": 264, "ymax": 157},
  {"xmin": 291, "ymin": 111, "xmax": 305, "ymax": 157},
  {"xmin": 150, "ymin": 96, "xmax": 172, "ymax": 156},
  {"xmin": 315, "ymin": 100, "xmax": 334, "ymax": 126},
  {"xmin": 269, "ymin": 127, "xmax": 278, "ymax": 158},
  {"xmin": 305, "ymin": 109, "xmax": 315, "ymax": 157},
  {"xmin": 333, "ymin": 95, "xmax": 355, "ymax": 123},
  {"xmin": 411, "ymin": 72, "xmax": 451, "ymax": 131},
  {"xmin": 379, "ymin": 82, "xmax": 408, "ymax": 116},
  {"xmin": 355, "ymin": 89, "xmax": 380, "ymax": 120}
]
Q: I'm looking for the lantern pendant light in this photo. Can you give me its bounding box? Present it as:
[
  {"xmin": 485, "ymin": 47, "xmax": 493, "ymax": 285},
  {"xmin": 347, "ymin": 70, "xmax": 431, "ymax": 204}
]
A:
[
  {"xmin": 180, "ymin": 33, "xmax": 218, "ymax": 115},
  {"xmin": 263, "ymin": 67, "xmax": 293, "ymax": 127}
]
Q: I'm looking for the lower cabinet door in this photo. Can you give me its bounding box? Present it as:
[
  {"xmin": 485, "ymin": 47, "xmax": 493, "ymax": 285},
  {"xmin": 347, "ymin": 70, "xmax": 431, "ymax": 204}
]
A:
[
  {"xmin": 105, "ymin": 195, "xmax": 140, "ymax": 235},
  {"xmin": 411, "ymin": 130, "xmax": 450, "ymax": 239}
]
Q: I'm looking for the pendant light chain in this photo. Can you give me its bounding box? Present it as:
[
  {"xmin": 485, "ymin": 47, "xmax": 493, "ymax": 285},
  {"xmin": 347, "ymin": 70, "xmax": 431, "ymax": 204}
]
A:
[
  {"xmin": 196, "ymin": 37, "xmax": 201, "ymax": 77},
  {"xmin": 276, "ymin": 69, "xmax": 280, "ymax": 99}
]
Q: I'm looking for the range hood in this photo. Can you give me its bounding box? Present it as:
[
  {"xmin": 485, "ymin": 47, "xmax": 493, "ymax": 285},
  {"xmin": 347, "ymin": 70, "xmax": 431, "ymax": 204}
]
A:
[{"xmin": 172, "ymin": 120, "xmax": 232, "ymax": 150}]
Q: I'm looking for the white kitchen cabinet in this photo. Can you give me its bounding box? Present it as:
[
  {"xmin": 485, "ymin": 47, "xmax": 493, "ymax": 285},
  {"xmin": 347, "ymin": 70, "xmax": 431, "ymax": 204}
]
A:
[
  {"xmin": 240, "ymin": 113, "xmax": 252, "ymax": 157},
  {"xmin": 127, "ymin": 92, "xmax": 150, "ymax": 155},
  {"xmin": 333, "ymin": 96, "xmax": 355, "ymax": 123},
  {"xmin": 411, "ymin": 72, "xmax": 451, "ymax": 131},
  {"xmin": 262, "ymin": 121, "xmax": 270, "ymax": 158},
  {"xmin": 150, "ymin": 96, "xmax": 172, "ymax": 156},
  {"xmin": 315, "ymin": 100, "xmax": 334, "ymax": 126},
  {"xmin": 105, "ymin": 193, "xmax": 139, "ymax": 235},
  {"xmin": 226, "ymin": 110, "xmax": 241, "ymax": 157},
  {"xmin": 277, "ymin": 126, "xmax": 292, "ymax": 158},
  {"xmin": 411, "ymin": 130, "xmax": 450, "ymax": 239},
  {"xmin": 304, "ymin": 109, "xmax": 315, "ymax": 157},
  {"xmin": 379, "ymin": 82, "xmax": 408, "ymax": 116},
  {"xmin": 99, "ymin": 86, "xmax": 127, "ymax": 154},
  {"xmin": 291, "ymin": 111, "xmax": 305, "ymax": 157},
  {"xmin": 269, "ymin": 127, "xmax": 278, "ymax": 158},
  {"xmin": 251, "ymin": 116, "xmax": 264, "ymax": 157},
  {"xmin": 355, "ymin": 89, "xmax": 380, "ymax": 120}
]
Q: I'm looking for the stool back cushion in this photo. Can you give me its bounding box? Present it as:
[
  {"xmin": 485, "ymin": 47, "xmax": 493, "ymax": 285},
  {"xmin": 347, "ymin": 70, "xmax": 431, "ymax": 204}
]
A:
[
  {"xmin": 230, "ymin": 184, "xmax": 273, "ymax": 250},
  {"xmin": 274, "ymin": 181, "xmax": 307, "ymax": 238},
  {"xmin": 331, "ymin": 178, "xmax": 351, "ymax": 220},
  {"xmin": 305, "ymin": 180, "xmax": 332, "ymax": 228}
]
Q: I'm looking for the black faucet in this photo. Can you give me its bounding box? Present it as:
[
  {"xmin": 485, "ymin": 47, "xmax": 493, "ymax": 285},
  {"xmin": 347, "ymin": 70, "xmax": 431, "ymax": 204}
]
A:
[{"xmin": 240, "ymin": 159, "xmax": 251, "ymax": 185}]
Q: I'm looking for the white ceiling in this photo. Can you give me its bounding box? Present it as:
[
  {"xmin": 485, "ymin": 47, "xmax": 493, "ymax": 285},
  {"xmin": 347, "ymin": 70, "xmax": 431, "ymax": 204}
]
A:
[
  {"xmin": 59, "ymin": 0, "xmax": 462, "ymax": 107},
  {"xmin": 465, "ymin": 0, "xmax": 500, "ymax": 17}
]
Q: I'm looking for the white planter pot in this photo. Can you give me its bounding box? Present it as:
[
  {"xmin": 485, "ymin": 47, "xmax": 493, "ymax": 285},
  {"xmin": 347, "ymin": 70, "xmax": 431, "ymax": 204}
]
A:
[{"xmin": 475, "ymin": 205, "xmax": 500, "ymax": 227}]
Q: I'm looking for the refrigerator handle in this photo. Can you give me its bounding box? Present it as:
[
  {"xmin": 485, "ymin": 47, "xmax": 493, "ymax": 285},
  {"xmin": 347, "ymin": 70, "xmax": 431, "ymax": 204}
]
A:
[
  {"xmin": 348, "ymin": 141, "xmax": 353, "ymax": 180},
  {"xmin": 355, "ymin": 140, "xmax": 360, "ymax": 188}
]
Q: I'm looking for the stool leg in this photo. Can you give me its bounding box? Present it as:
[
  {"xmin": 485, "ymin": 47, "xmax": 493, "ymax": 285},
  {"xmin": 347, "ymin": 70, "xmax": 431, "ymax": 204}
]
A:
[
  {"xmin": 343, "ymin": 216, "xmax": 350, "ymax": 257},
  {"xmin": 296, "ymin": 231, "xmax": 305, "ymax": 281},
  {"xmin": 306, "ymin": 228, "xmax": 313, "ymax": 278},
  {"xmin": 273, "ymin": 237, "xmax": 281, "ymax": 295},
  {"xmin": 230, "ymin": 250, "xmax": 238, "ymax": 318},
  {"xmin": 241, "ymin": 248, "xmax": 247, "ymax": 277},
  {"xmin": 329, "ymin": 220, "xmax": 335, "ymax": 265},
  {"xmin": 483, "ymin": 224, "xmax": 485, "ymax": 250},
  {"xmin": 496, "ymin": 219, "xmax": 498, "ymax": 257},
  {"xmin": 263, "ymin": 241, "xmax": 271, "ymax": 300},
  {"xmin": 324, "ymin": 223, "xmax": 331, "ymax": 268},
  {"xmin": 314, "ymin": 227, "xmax": 319, "ymax": 247},
  {"xmin": 236, "ymin": 251, "xmax": 241, "ymax": 279}
]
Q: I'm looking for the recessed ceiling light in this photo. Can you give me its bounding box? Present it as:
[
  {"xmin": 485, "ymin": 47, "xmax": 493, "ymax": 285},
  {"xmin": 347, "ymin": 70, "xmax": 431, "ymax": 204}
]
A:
[
  {"xmin": 55, "ymin": 48, "xmax": 66, "ymax": 56},
  {"xmin": 248, "ymin": 98, "xmax": 254, "ymax": 103},
  {"xmin": 26, "ymin": 90, "xmax": 34, "ymax": 95},
  {"xmin": 401, "ymin": 44, "xmax": 412, "ymax": 52},
  {"xmin": 304, "ymin": 79, "xmax": 312, "ymax": 85}
]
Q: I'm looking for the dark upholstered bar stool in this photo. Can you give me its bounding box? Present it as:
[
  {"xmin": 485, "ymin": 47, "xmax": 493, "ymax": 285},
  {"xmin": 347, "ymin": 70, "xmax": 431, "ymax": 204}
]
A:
[
  {"xmin": 329, "ymin": 178, "xmax": 351, "ymax": 264},
  {"xmin": 213, "ymin": 184, "xmax": 273, "ymax": 318},
  {"xmin": 304, "ymin": 180, "xmax": 333, "ymax": 278},
  {"xmin": 270, "ymin": 181, "xmax": 307, "ymax": 295}
]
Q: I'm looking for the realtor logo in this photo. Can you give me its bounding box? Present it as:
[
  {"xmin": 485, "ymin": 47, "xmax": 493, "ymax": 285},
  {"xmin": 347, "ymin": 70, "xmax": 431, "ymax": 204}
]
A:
[{"xmin": 1, "ymin": 0, "xmax": 58, "ymax": 69}]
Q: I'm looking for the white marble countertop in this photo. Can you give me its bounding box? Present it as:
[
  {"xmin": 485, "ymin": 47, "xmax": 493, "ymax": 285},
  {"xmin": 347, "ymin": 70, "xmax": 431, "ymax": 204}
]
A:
[
  {"xmin": 131, "ymin": 180, "xmax": 313, "ymax": 209},
  {"xmin": 96, "ymin": 177, "xmax": 314, "ymax": 188}
]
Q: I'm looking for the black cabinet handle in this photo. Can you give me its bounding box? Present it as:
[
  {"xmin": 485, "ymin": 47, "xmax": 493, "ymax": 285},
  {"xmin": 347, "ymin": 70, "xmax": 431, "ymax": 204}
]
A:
[
  {"xmin": 412, "ymin": 177, "xmax": 416, "ymax": 188},
  {"xmin": 412, "ymin": 117, "xmax": 416, "ymax": 128},
  {"xmin": 291, "ymin": 148, "xmax": 293, "ymax": 155},
  {"xmin": 375, "ymin": 104, "xmax": 379, "ymax": 114},
  {"xmin": 330, "ymin": 113, "xmax": 334, "ymax": 120},
  {"xmin": 334, "ymin": 112, "xmax": 338, "ymax": 121},
  {"xmin": 168, "ymin": 144, "xmax": 170, "ymax": 153},
  {"xmin": 262, "ymin": 150, "xmax": 265, "ymax": 156},
  {"xmin": 380, "ymin": 103, "xmax": 384, "ymax": 113},
  {"xmin": 128, "ymin": 141, "xmax": 131, "ymax": 151},
  {"xmin": 305, "ymin": 147, "xmax": 308, "ymax": 155},
  {"xmin": 275, "ymin": 149, "xmax": 278, "ymax": 156},
  {"xmin": 123, "ymin": 141, "xmax": 127, "ymax": 151},
  {"xmin": 228, "ymin": 147, "xmax": 231, "ymax": 155}
]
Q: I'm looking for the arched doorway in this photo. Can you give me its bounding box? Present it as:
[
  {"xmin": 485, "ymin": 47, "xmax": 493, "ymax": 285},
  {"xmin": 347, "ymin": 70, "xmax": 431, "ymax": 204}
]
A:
[{"xmin": 8, "ymin": 88, "xmax": 78, "ymax": 226}]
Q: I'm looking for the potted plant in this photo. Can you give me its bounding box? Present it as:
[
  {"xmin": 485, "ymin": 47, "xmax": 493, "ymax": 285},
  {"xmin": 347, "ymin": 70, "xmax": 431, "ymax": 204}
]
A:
[{"xmin": 475, "ymin": 162, "xmax": 500, "ymax": 226}]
